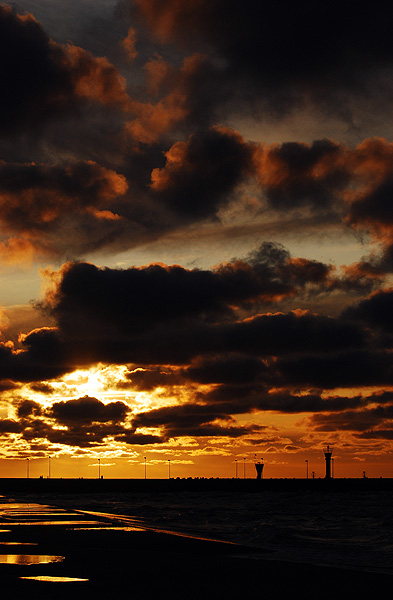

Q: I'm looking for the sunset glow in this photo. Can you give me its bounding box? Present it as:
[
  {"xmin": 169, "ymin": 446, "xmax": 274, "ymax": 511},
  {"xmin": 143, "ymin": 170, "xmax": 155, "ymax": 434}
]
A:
[{"xmin": 1, "ymin": 1, "xmax": 393, "ymax": 481}]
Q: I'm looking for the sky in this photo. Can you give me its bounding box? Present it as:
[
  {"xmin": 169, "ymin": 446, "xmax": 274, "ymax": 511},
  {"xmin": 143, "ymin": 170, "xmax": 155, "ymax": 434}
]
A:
[{"xmin": 1, "ymin": 1, "xmax": 393, "ymax": 479}]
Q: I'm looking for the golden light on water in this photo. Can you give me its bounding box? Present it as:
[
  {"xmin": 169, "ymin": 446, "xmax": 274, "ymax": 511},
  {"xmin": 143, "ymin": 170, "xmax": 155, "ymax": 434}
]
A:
[
  {"xmin": 0, "ymin": 554, "xmax": 64, "ymax": 564},
  {"xmin": 20, "ymin": 576, "xmax": 89, "ymax": 582}
]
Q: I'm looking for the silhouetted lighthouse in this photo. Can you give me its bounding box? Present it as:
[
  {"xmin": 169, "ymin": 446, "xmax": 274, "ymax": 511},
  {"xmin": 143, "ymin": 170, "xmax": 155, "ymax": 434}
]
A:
[
  {"xmin": 324, "ymin": 445, "xmax": 333, "ymax": 479},
  {"xmin": 255, "ymin": 459, "xmax": 264, "ymax": 480}
]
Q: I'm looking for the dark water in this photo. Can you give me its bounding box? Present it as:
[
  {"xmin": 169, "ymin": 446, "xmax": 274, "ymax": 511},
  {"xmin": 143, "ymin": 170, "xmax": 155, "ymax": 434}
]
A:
[{"xmin": 15, "ymin": 489, "xmax": 393, "ymax": 575}]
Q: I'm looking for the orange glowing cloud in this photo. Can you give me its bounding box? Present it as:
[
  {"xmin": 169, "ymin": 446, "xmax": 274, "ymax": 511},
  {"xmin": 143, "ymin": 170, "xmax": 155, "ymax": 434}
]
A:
[
  {"xmin": 0, "ymin": 237, "xmax": 37, "ymax": 266},
  {"xmin": 0, "ymin": 5, "xmax": 134, "ymax": 136},
  {"xmin": 125, "ymin": 54, "xmax": 206, "ymax": 144},
  {"xmin": 65, "ymin": 45, "xmax": 131, "ymax": 109},
  {"xmin": 132, "ymin": 0, "xmax": 190, "ymax": 43},
  {"xmin": 144, "ymin": 55, "xmax": 171, "ymax": 96},
  {"xmin": 0, "ymin": 160, "xmax": 128, "ymax": 231},
  {"xmin": 121, "ymin": 27, "xmax": 138, "ymax": 62}
]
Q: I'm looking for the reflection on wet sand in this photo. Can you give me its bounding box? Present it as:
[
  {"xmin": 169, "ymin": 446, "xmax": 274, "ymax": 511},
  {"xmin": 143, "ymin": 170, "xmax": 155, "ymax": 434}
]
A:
[
  {"xmin": 0, "ymin": 542, "xmax": 37, "ymax": 545},
  {"xmin": 0, "ymin": 554, "xmax": 64, "ymax": 564},
  {"xmin": 0, "ymin": 520, "xmax": 103, "ymax": 526},
  {"xmin": 73, "ymin": 526, "xmax": 145, "ymax": 531},
  {"xmin": 20, "ymin": 576, "xmax": 89, "ymax": 582}
]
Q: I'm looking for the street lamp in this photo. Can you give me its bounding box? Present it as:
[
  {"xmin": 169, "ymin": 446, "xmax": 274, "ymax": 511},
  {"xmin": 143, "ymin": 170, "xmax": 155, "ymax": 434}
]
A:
[
  {"xmin": 243, "ymin": 457, "xmax": 246, "ymax": 479},
  {"xmin": 98, "ymin": 458, "xmax": 101, "ymax": 479},
  {"xmin": 26, "ymin": 458, "xmax": 29, "ymax": 479},
  {"xmin": 305, "ymin": 459, "xmax": 308, "ymax": 479},
  {"xmin": 144, "ymin": 457, "xmax": 147, "ymax": 480},
  {"xmin": 168, "ymin": 459, "xmax": 171, "ymax": 479},
  {"xmin": 235, "ymin": 459, "xmax": 238, "ymax": 478}
]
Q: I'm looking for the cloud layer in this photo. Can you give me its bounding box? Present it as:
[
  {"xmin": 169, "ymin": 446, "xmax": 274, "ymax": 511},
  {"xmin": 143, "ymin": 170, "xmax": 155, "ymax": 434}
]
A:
[{"xmin": 1, "ymin": 2, "xmax": 393, "ymax": 468}]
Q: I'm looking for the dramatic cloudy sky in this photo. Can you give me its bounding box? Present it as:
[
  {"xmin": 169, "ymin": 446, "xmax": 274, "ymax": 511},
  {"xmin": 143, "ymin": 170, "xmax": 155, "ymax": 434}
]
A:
[{"xmin": 1, "ymin": 0, "xmax": 393, "ymax": 479}]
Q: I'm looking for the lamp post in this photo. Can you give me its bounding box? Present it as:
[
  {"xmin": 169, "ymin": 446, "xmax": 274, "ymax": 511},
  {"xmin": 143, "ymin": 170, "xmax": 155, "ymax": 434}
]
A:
[
  {"xmin": 144, "ymin": 456, "xmax": 147, "ymax": 480},
  {"xmin": 243, "ymin": 457, "xmax": 246, "ymax": 479},
  {"xmin": 48, "ymin": 456, "xmax": 51, "ymax": 479},
  {"xmin": 98, "ymin": 458, "xmax": 101, "ymax": 479},
  {"xmin": 26, "ymin": 458, "xmax": 29, "ymax": 479},
  {"xmin": 235, "ymin": 459, "xmax": 238, "ymax": 478},
  {"xmin": 168, "ymin": 459, "xmax": 171, "ymax": 479},
  {"xmin": 305, "ymin": 459, "xmax": 308, "ymax": 479}
]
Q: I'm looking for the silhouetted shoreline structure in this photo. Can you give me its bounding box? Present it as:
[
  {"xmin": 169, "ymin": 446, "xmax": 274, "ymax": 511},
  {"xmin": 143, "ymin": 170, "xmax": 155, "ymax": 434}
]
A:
[
  {"xmin": 1, "ymin": 477, "xmax": 393, "ymax": 494},
  {"xmin": 324, "ymin": 445, "xmax": 333, "ymax": 479},
  {"xmin": 255, "ymin": 459, "xmax": 264, "ymax": 480}
]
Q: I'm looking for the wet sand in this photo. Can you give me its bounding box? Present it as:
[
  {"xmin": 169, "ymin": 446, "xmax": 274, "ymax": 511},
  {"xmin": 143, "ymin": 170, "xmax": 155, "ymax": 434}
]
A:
[{"xmin": 0, "ymin": 495, "xmax": 392, "ymax": 599}]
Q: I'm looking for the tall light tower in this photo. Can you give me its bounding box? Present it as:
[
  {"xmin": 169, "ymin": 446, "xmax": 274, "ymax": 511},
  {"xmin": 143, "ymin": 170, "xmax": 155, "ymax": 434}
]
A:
[
  {"xmin": 255, "ymin": 458, "xmax": 264, "ymax": 480},
  {"xmin": 324, "ymin": 445, "xmax": 333, "ymax": 479}
]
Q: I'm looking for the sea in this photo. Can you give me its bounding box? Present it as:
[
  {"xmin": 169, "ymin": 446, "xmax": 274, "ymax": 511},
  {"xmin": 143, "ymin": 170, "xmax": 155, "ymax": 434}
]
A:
[{"xmin": 15, "ymin": 488, "xmax": 393, "ymax": 575}]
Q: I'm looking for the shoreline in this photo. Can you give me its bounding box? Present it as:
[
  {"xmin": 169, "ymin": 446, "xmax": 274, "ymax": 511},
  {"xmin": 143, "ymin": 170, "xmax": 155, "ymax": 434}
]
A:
[{"xmin": 1, "ymin": 476, "xmax": 393, "ymax": 493}]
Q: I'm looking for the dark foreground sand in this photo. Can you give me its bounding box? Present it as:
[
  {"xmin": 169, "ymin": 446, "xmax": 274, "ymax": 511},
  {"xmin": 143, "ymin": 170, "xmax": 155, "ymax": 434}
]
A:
[{"xmin": 1, "ymin": 496, "xmax": 392, "ymax": 600}]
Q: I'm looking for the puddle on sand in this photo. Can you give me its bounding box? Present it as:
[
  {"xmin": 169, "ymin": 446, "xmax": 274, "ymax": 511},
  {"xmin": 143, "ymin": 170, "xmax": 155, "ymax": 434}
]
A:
[
  {"xmin": 73, "ymin": 526, "xmax": 145, "ymax": 532},
  {"xmin": 0, "ymin": 542, "xmax": 38, "ymax": 546},
  {"xmin": 20, "ymin": 575, "xmax": 89, "ymax": 582},
  {"xmin": 0, "ymin": 520, "xmax": 102, "ymax": 526},
  {"xmin": 0, "ymin": 554, "xmax": 65, "ymax": 565}
]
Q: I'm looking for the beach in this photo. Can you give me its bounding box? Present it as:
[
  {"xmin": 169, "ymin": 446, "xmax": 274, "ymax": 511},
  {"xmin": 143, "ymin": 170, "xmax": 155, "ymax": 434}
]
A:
[{"xmin": 1, "ymin": 480, "xmax": 393, "ymax": 598}]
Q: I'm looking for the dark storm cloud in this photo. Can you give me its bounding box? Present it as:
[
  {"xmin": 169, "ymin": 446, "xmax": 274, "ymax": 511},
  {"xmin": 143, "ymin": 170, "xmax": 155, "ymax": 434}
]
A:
[
  {"xmin": 131, "ymin": 403, "xmax": 262, "ymax": 440},
  {"xmin": 309, "ymin": 397, "xmax": 393, "ymax": 435},
  {"xmin": 48, "ymin": 395, "xmax": 129, "ymax": 424},
  {"xmin": 6, "ymin": 396, "xmax": 131, "ymax": 448},
  {"xmin": 0, "ymin": 395, "xmax": 160, "ymax": 448},
  {"xmin": 0, "ymin": 327, "xmax": 69, "ymax": 382},
  {"xmin": 3, "ymin": 5, "xmax": 393, "ymax": 267},
  {"xmin": 146, "ymin": 131, "xmax": 393, "ymax": 238},
  {"xmin": 343, "ymin": 289, "xmax": 393, "ymax": 332},
  {"xmin": 0, "ymin": 5, "xmax": 130, "ymax": 135},
  {"xmin": 123, "ymin": 366, "xmax": 181, "ymax": 391},
  {"xmin": 254, "ymin": 139, "xmax": 348, "ymax": 212},
  {"xmin": 276, "ymin": 349, "xmax": 393, "ymax": 389},
  {"xmin": 0, "ymin": 157, "xmax": 135, "ymax": 261},
  {"xmin": 197, "ymin": 386, "xmax": 369, "ymax": 414},
  {"xmin": 20, "ymin": 417, "xmax": 128, "ymax": 448},
  {"xmin": 0, "ymin": 159, "xmax": 127, "ymax": 233},
  {"xmin": 0, "ymin": 380, "xmax": 20, "ymax": 392},
  {"xmin": 3, "ymin": 114, "xmax": 393, "ymax": 262},
  {"xmin": 17, "ymin": 399, "xmax": 43, "ymax": 418},
  {"xmin": 29, "ymin": 382, "xmax": 55, "ymax": 394},
  {"xmin": 129, "ymin": 386, "xmax": 374, "ymax": 439},
  {"xmin": 124, "ymin": 52, "xmax": 219, "ymax": 145},
  {"xmin": 223, "ymin": 310, "xmax": 367, "ymax": 358},
  {"xmin": 150, "ymin": 126, "xmax": 254, "ymax": 219},
  {"xmin": 127, "ymin": 0, "xmax": 393, "ymax": 118},
  {"xmin": 45, "ymin": 249, "xmax": 295, "ymax": 336},
  {"xmin": 0, "ymin": 241, "xmax": 378, "ymax": 389},
  {"xmin": 349, "ymin": 178, "xmax": 393, "ymax": 227},
  {"xmin": 0, "ymin": 418, "xmax": 23, "ymax": 434},
  {"xmin": 185, "ymin": 354, "xmax": 268, "ymax": 385},
  {"xmin": 113, "ymin": 431, "xmax": 163, "ymax": 445},
  {"xmin": 36, "ymin": 246, "xmax": 367, "ymax": 366}
]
